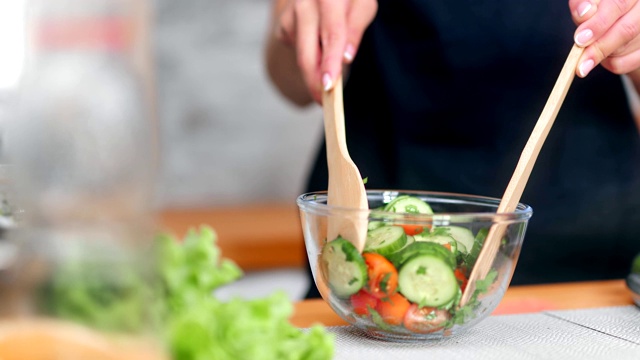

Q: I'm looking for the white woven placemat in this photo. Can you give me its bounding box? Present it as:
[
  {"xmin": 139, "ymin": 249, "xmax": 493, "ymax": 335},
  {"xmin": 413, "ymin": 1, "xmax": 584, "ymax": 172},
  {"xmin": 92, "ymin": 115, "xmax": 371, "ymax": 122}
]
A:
[
  {"xmin": 322, "ymin": 306, "xmax": 640, "ymax": 360},
  {"xmin": 545, "ymin": 305, "xmax": 640, "ymax": 344}
]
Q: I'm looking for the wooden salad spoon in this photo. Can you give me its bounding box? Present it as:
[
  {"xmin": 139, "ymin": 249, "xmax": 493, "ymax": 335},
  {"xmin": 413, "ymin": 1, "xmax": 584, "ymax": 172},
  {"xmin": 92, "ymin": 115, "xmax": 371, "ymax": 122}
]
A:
[
  {"xmin": 460, "ymin": 44, "xmax": 586, "ymax": 306},
  {"xmin": 322, "ymin": 76, "xmax": 368, "ymax": 252}
]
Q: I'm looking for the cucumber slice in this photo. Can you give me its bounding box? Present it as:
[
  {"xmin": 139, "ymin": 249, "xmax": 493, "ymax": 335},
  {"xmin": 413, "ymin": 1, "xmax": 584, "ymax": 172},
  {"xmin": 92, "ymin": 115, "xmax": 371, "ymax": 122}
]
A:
[
  {"xmin": 365, "ymin": 226, "xmax": 407, "ymax": 256},
  {"xmin": 321, "ymin": 238, "xmax": 367, "ymax": 298},
  {"xmin": 437, "ymin": 226, "xmax": 474, "ymax": 255},
  {"xmin": 384, "ymin": 195, "xmax": 433, "ymax": 214},
  {"xmin": 456, "ymin": 242, "xmax": 468, "ymax": 254},
  {"xmin": 388, "ymin": 241, "xmax": 456, "ymax": 270},
  {"xmin": 368, "ymin": 205, "xmax": 391, "ymax": 231},
  {"xmin": 464, "ymin": 228, "xmax": 488, "ymax": 268},
  {"xmin": 398, "ymin": 254, "xmax": 459, "ymax": 307},
  {"xmin": 367, "ymin": 220, "xmax": 385, "ymax": 231},
  {"xmin": 414, "ymin": 233, "xmax": 458, "ymax": 254},
  {"xmin": 401, "ymin": 235, "xmax": 416, "ymax": 251}
]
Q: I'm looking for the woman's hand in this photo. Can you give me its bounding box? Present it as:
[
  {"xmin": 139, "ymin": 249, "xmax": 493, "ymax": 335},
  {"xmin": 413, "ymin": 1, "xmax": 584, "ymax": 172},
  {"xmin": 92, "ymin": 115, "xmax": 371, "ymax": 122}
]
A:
[
  {"xmin": 569, "ymin": 0, "xmax": 640, "ymax": 87},
  {"xmin": 274, "ymin": 0, "xmax": 378, "ymax": 102}
]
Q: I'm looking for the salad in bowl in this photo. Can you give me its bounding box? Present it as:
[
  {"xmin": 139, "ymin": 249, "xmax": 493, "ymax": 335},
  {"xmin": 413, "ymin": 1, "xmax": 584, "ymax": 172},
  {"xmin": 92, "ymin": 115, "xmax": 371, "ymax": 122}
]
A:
[{"xmin": 298, "ymin": 190, "xmax": 532, "ymax": 341}]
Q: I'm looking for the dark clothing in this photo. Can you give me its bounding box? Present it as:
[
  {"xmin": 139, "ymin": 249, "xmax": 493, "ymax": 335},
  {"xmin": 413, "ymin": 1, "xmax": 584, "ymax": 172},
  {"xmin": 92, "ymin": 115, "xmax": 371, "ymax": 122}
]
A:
[{"xmin": 305, "ymin": 0, "xmax": 640, "ymax": 298}]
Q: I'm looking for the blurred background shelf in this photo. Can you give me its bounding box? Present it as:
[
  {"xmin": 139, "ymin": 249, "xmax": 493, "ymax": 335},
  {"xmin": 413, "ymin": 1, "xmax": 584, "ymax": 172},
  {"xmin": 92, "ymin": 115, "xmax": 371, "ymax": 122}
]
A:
[{"xmin": 159, "ymin": 203, "xmax": 305, "ymax": 271}]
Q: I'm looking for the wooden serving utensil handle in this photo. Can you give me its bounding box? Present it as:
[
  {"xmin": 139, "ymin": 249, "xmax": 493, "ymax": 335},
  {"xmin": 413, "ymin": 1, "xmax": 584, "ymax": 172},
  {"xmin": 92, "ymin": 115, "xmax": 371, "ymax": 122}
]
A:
[
  {"xmin": 323, "ymin": 77, "xmax": 348, "ymax": 172},
  {"xmin": 322, "ymin": 76, "xmax": 368, "ymax": 252},
  {"xmin": 460, "ymin": 44, "xmax": 585, "ymax": 306}
]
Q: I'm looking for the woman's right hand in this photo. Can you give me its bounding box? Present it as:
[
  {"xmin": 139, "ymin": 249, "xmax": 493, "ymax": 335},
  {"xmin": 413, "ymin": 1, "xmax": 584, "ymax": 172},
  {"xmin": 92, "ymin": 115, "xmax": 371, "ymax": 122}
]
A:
[{"xmin": 273, "ymin": 0, "xmax": 378, "ymax": 103}]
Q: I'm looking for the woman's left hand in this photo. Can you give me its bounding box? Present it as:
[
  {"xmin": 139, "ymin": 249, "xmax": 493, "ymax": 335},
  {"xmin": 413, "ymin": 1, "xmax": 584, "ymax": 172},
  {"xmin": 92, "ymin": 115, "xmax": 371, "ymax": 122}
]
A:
[{"xmin": 569, "ymin": 0, "xmax": 640, "ymax": 83}]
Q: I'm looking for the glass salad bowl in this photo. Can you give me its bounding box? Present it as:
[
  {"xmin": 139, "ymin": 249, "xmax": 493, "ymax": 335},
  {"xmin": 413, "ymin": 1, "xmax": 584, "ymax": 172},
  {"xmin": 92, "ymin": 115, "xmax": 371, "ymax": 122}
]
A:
[{"xmin": 297, "ymin": 190, "xmax": 533, "ymax": 341}]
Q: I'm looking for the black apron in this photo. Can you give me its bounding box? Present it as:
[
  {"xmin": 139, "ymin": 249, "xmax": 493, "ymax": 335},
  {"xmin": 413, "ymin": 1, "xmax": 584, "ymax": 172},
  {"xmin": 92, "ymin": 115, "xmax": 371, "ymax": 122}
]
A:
[{"xmin": 305, "ymin": 0, "xmax": 640, "ymax": 298}]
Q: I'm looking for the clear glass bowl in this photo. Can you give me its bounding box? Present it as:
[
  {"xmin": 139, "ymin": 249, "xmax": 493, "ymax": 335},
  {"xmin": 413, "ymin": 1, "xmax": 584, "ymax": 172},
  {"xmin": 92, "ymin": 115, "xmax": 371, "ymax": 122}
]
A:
[{"xmin": 297, "ymin": 190, "xmax": 533, "ymax": 341}]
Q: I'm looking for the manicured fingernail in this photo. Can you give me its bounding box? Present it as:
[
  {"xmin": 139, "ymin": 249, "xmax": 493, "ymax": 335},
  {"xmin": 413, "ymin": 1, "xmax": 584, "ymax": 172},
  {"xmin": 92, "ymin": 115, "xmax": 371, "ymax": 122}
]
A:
[
  {"xmin": 574, "ymin": 29, "xmax": 593, "ymax": 46},
  {"xmin": 579, "ymin": 59, "xmax": 595, "ymax": 77},
  {"xmin": 343, "ymin": 44, "xmax": 355, "ymax": 62},
  {"xmin": 578, "ymin": 2, "xmax": 592, "ymax": 17},
  {"xmin": 322, "ymin": 73, "xmax": 333, "ymax": 91}
]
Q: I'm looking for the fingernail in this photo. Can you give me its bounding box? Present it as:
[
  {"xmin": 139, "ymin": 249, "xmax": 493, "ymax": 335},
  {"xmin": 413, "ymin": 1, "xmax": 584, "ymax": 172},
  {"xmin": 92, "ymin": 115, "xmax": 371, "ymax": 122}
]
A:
[
  {"xmin": 343, "ymin": 44, "xmax": 355, "ymax": 62},
  {"xmin": 574, "ymin": 29, "xmax": 593, "ymax": 46},
  {"xmin": 579, "ymin": 59, "xmax": 595, "ymax": 77},
  {"xmin": 578, "ymin": 2, "xmax": 592, "ymax": 17},
  {"xmin": 322, "ymin": 73, "xmax": 333, "ymax": 91}
]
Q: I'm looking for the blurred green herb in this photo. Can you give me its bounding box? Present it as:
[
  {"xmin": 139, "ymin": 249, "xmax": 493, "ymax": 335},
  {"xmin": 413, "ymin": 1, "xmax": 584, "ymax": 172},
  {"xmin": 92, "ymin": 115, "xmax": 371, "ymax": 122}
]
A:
[
  {"xmin": 474, "ymin": 268, "xmax": 498, "ymax": 294},
  {"xmin": 41, "ymin": 258, "xmax": 152, "ymax": 333},
  {"xmin": 444, "ymin": 268, "xmax": 498, "ymax": 328},
  {"xmin": 430, "ymin": 227, "xmax": 451, "ymax": 237},
  {"xmin": 463, "ymin": 228, "xmax": 487, "ymax": 269},
  {"xmin": 0, "ymin": 198, "xmax": 12, "ymax": 217},
  {"xmin": 368, "ymin": 308, "xmax": 393, "ymax": 332},
  {"xmin": 632, "ymin": 253, "xmax": 640, "ymax": 275}
]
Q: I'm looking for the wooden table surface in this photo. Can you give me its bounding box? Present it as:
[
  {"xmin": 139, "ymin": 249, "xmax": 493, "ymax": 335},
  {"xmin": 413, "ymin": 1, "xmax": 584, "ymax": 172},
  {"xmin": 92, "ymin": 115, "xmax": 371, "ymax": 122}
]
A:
[{"xmin": 290, "ymin": 279, "xmax": 635, "ymax": 328}]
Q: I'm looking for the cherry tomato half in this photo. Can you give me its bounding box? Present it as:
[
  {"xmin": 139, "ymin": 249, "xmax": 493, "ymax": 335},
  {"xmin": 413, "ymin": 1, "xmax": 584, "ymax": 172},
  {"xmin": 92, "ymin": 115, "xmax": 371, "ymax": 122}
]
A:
[
  {"xmin": 401, "ymin": 225, "xmax": 424, "ymax": 236},
  {"xmin": 403, "ymin": 304, "xmax": 450, "ymax": 334},
  {"xmin": 350, "ymin": 290, "xmax": 379, "ymax": 316},
  {"xmin": 454, "ymin": 268, "xmax": 468, "ymax": 293},
  {"xmin": 363, "ymin": 252, "xmax": 398, "ymax": 299},
  {"xmin": 375, "ymin": 292, "xmax": 411, "ymax": 326}
]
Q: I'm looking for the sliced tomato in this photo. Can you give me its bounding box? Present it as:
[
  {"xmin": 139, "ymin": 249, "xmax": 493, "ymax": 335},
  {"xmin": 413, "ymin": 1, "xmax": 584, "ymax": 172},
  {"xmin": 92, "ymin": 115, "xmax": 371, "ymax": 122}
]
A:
[
  {"xmin": 454, "ymin": 268, "xmax": 468, "ymax": 293},
  {"xmin": 350, "ymin": 290, "xmax": 379, "ymax": 316},
  {"xmin": 403, "ymin": 304, "xmax": 450, "ymax": 334},
  {"xmin": 363, "ymin": 252, "xmax": 398, "ymax": 299},
  {"xmin": 400, "ymin": 225, "xmax": 424, "ymax": 236},
  {"xmin": 375, "ymin": 292, "xmax": 411, "ymax": 326}
]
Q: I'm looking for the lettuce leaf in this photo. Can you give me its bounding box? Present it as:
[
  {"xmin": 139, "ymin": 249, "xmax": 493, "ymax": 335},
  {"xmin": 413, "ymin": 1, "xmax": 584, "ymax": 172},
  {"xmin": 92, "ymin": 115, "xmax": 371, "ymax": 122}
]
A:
[{"xmin": 158, "ymin": 226, "xmax": 334, "ymax": 360}]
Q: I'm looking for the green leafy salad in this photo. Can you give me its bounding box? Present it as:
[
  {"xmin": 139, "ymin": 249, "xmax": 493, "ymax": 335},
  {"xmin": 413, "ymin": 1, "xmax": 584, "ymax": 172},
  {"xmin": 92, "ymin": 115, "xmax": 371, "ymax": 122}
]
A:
[{"xmin": 42, "ymin": 226, "xmax": 334, "ymax": 360}]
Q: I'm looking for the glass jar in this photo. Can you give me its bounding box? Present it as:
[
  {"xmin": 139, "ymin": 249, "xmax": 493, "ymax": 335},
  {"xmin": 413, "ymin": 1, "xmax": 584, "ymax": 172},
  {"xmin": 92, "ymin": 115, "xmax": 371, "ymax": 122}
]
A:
[{"xmin": 0, "ymin": 0, "xmax": 166, "ymax": 358}]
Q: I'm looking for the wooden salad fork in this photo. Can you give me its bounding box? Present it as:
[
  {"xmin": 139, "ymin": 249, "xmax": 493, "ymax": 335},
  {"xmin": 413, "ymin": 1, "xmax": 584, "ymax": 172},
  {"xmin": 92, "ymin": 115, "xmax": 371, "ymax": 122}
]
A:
[{"xmin": 460, "ymin": 44, "xmax": 586, "ymax": 306}]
